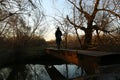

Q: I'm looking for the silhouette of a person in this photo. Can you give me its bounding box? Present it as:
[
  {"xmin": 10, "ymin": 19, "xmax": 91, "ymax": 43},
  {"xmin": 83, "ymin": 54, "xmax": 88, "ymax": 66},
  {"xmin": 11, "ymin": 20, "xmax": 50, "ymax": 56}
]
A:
[{"xmin": 55, "ymin": 27, "xmax": 62, "ymax": 49}]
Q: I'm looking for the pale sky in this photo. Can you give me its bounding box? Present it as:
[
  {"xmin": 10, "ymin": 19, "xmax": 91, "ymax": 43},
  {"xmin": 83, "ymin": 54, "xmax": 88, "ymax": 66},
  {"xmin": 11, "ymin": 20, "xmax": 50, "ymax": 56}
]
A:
[
  {"xmin": 41, "ymin": 0, "xmax": 120, "ymax": 41},
  {"xmin": 42, "ymin": 0, "xmax": 70, "ymax": 41}
]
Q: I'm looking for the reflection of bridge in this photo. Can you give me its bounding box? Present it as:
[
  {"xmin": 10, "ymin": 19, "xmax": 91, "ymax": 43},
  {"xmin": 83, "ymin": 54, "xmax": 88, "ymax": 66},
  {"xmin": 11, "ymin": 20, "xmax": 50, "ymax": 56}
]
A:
[
  {"xmin": 0, "ymin": 48, "xmax": 120, "ymax": 80},
  {"xmin": 45, "ymin": 48, "xmax": 120, "ymax": 80}
]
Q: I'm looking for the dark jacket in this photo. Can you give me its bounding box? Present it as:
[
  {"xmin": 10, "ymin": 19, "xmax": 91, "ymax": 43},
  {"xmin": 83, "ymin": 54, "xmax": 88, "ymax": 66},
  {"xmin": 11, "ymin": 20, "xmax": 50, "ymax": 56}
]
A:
[{"xmin": 55, "ymin": 28, "xmax": 62, "ymax": 41}]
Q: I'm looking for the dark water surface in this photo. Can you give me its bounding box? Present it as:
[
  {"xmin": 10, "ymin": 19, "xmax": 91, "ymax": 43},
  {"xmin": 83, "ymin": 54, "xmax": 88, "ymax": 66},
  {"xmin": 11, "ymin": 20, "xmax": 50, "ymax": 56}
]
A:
[
  {"xmin": 1, "ymin": 64, "xmax": 120, "ymax": 80},
  {"xmin": 0, "ymin": 64, "xmax": 82, "ymax": 80}
]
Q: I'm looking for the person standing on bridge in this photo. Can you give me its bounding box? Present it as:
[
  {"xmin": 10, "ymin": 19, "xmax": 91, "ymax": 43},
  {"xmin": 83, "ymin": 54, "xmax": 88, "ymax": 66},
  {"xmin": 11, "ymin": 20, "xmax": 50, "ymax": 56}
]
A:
[{"xmin": 55, "ymin": 27, "xmax": 62, "ymax": 49}]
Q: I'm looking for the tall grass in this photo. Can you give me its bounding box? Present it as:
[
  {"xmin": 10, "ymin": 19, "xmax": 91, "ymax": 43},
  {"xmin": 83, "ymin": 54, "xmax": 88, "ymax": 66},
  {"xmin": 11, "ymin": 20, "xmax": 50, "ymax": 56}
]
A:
[
  {"xmin": 92, "ymin": 34, "xmax": 120, "ymax": 52},
  {"xmin": 47, "ymin": 34, "xmax": 120, "ymax": 52}
]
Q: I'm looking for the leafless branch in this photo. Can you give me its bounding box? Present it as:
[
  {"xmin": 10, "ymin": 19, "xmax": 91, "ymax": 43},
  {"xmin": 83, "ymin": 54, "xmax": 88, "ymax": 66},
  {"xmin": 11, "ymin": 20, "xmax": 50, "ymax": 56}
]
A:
[
  {"xmin": 67, "ymin": 15, "xmax": 86, "ymax": 31},
  {"xmin": 98, "ymin": 9, "xmax": 120, "ymax": 18},
  {"xmin": 68, "ymin": 0, "xmax": 90, "ymax": 19},
  {"xmin": 91, "ymin": 0, "xmax": 100, "ymax": 18},
  {"xmin": 28, "ymin": 0, "xmax": 37, "ymax": 8}
]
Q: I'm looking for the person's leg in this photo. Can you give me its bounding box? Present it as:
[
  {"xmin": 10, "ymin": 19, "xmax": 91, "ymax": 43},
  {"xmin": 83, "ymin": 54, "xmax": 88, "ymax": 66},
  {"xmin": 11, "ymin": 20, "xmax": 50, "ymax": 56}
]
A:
[
  {"xmin": 56, "ymin": 38, "xmax": 61, "ymax": 49},
  {"xmin": 56, "ymin": 40, "xmax": 61, "ymax": 49},
  {"xmin": 56, "ymin": 40, "xmax": 59, "ymax": 49},
  {"xmin": 58, "ymin": 41, "xmax": 60, "ymax": 49}
]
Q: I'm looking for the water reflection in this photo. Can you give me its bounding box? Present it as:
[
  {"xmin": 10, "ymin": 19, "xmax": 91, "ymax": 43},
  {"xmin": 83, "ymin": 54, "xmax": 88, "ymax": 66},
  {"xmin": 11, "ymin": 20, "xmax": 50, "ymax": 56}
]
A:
[
  {"xmin": 0, "ymin": 64, "xmax": 82, "ymax": 80},
  {"xmin": 0, "ymin": 68, "xmax": 11, "ymax": 80},
  {"xmin": 54, "ymin": 64, "xmax": 82, "ymax": 79},
  {"xmin": 26, "ymin": 65, "xmax": 51, "ymax": 80}
]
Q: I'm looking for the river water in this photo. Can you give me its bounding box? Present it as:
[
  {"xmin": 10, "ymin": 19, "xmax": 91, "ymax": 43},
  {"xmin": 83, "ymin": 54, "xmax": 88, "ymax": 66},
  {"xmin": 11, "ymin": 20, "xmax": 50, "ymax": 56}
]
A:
[
  {"xmin": 27, "ymin": 64, "xmax": 84, "ymax": 80},
  {"xmin": 0, "ymin": 64, "xmax": 83, "ymax": 80},
  {"xmin": 1, "ymin": 64, "xmax": 120, "ymax": 80}
]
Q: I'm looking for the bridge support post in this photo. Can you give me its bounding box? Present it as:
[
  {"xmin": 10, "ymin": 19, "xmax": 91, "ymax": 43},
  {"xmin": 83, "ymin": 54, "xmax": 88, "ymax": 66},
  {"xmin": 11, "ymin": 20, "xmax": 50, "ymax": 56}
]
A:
[
  {"xmin": 45, "ymin": 65, "xmax": 67, "ymax": 80},
  {"xmin": 66, "ymin": 64, "xmax": 69, "ymax": 79}
]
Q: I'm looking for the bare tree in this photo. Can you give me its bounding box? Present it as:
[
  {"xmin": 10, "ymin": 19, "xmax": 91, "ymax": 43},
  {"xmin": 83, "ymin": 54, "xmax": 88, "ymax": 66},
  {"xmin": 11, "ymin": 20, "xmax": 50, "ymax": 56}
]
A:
[
  {"xmin": 67, "ymin": 0, "xmax": 120, "ymax": 49},
  {"xmin": 0, "ymin": 0, "xmax": 46, "ymax": 80},
  {"xmin": 0, "ymin": 0, "xmax": 45, "ymax": 47}
]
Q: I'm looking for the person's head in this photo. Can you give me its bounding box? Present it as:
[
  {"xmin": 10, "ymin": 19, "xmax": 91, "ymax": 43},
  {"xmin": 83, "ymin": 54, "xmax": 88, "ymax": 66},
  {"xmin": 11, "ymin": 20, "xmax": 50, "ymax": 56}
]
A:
[{"xmin": 57, "ymin": 27, "xmax": 60, "ymax": 30}]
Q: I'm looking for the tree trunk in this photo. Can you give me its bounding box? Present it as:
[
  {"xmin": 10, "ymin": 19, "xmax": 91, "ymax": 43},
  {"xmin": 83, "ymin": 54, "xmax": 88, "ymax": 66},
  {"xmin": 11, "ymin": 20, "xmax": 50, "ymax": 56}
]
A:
[
  {"xmin": 83, "ymin": 27, "xmax": 93, "ymax": 49},
  {"xmin": 74, "ymin": 27, "xmax": 82, "ymax": 49},
  {"xmin": 65, "ymin": 33, "xmax": 68, "ymax": 49}
]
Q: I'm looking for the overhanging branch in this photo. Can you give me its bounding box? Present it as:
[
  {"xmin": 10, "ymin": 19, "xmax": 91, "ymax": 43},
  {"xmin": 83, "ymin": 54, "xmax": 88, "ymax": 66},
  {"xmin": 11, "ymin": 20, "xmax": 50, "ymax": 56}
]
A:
[
  {"xmin": 28, "ymin": 0, "xmax": 37, "ymax": 8},
  {"xmin": 67, "ymin": 0, "xmax": 90, "ymax": 19},
  {"xmin": 0, "ymin": 13, "xmax": 15, "ymax": 22},
  {"xmin": 92, "ymin": 0, "xmax": 100, "ymax": 18},
  {"xmin": 98, "ymin": 9, "xmax": 120, "ymax": 18},
  {"xmin": 66, "ymin": 16, "xmax": 86, "ymax": 31},
  {"xmin": 92, "ymin": 25, "xmax": 117, "ymax": 33}
]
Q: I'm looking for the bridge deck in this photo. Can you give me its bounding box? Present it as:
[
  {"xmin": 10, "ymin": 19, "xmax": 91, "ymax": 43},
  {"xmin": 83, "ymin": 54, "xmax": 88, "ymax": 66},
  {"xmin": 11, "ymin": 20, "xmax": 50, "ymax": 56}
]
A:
[{"xmin": 45, "ymin": 48, "xmax": 120, "ymax": 74}]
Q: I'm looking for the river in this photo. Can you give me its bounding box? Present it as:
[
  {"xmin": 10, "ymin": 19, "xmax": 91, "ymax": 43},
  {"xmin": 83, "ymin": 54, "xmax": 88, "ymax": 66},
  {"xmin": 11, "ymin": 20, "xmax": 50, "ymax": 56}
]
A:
[
  {"xmin": 0, "ymin": 64, "xmax": 83, "ymax": 80},
  {"xmin": 0, "ymin": 64, "xmax": 120, "ymax": 80}
]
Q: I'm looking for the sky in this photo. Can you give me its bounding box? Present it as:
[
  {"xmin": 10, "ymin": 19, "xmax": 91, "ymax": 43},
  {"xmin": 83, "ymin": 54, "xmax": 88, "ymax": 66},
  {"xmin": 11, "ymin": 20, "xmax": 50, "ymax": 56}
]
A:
[{"xmin": 42, "ymin": 0, "xmax": 70, "ymax": 41}]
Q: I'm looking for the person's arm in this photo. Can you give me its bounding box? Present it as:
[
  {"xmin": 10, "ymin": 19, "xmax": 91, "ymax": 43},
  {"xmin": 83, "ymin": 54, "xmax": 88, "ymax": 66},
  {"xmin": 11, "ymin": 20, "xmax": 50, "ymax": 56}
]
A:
[
  {"xmin": 55, "ymin": 31, "xmax": 58, "ymax": 38},
  {"xmin": 60, "ymin": 31, "xmax": 62, "ymax": 36}
]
